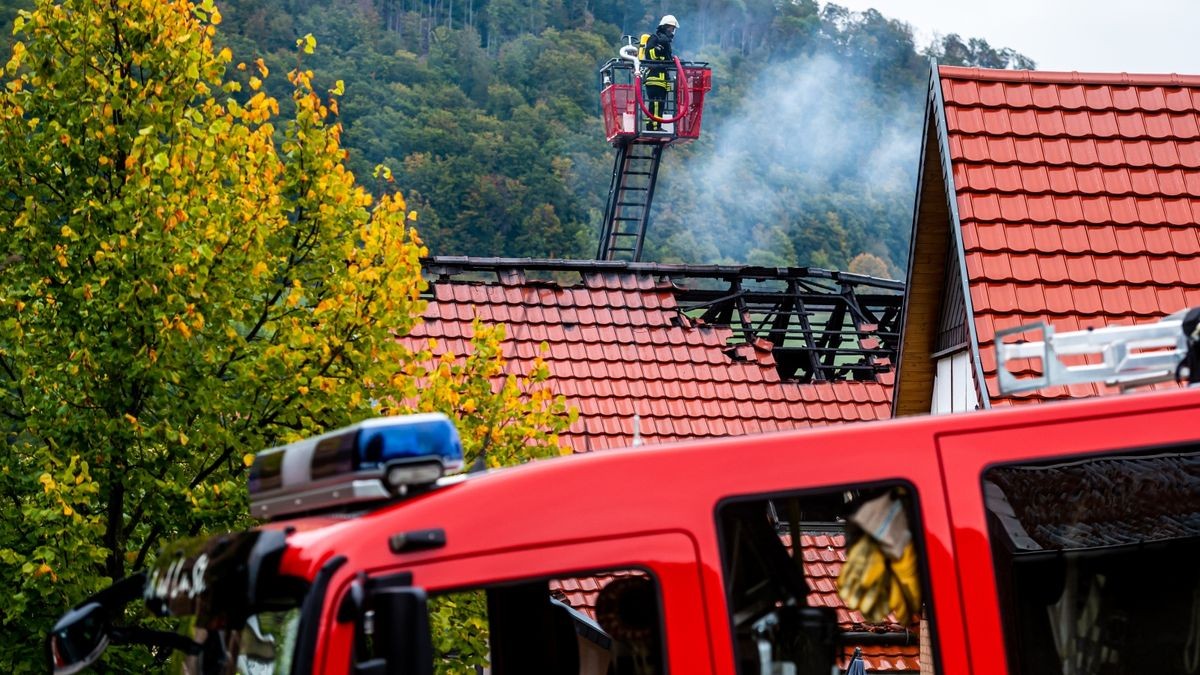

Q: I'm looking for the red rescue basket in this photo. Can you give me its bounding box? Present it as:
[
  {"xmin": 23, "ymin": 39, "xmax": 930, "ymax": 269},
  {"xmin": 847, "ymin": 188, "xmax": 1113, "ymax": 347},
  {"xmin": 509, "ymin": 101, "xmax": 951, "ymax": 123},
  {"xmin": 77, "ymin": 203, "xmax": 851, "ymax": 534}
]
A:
[{"xmin": 599, "ymin": 56, "xmax": 712, "ymax": 146}]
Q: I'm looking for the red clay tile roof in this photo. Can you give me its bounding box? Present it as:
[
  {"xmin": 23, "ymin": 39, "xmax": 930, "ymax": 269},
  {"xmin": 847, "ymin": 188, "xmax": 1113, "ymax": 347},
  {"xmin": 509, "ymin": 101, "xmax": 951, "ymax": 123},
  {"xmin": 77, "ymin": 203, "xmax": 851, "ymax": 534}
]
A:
[
  {"xmin": 939, "ymin": 66, "xmax": 1200, "ymax": 404},
  {"xmin": 411, "ymin": 270, "xmax": 893, "ymax": 449}
]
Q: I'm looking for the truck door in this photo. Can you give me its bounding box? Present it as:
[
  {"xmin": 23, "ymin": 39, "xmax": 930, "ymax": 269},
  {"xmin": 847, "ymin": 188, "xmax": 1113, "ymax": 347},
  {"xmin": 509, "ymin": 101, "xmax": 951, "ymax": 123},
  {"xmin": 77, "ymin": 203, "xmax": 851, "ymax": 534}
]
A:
[
  {"xmin": 355, "ymin": 531, "xmax": 710, "ymax": 675},
  {"xmin": 938, "ymin": 395, "xmax": 1200, "ymax": 675},
  {"xmin": 709, "ymin": 430, "xmax": 968, "ymax": 675}
]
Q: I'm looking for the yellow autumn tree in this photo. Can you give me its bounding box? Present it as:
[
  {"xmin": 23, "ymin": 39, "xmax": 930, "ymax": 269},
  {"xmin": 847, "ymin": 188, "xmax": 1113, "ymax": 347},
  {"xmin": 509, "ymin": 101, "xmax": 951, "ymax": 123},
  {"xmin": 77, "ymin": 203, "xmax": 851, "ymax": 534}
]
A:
[{"xmin": 0, "ymin": 1, "xmax": 571, "ymax": 670}]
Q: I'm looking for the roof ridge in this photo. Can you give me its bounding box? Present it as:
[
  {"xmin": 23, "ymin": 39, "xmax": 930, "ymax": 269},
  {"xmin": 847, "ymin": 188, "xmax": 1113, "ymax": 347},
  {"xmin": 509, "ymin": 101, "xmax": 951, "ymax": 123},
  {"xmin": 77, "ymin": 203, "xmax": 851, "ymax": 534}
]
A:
[{"xmin": 939, "ymin": 65, "xmax": 1200, "ymax": 87}]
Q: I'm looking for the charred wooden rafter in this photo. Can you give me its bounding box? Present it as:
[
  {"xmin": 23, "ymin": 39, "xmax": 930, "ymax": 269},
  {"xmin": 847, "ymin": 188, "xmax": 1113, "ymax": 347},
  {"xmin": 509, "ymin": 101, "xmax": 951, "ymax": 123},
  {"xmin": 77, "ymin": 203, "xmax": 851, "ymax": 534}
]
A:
[{"xmin": 422, "ymin": 257, "xmax": 904, "ymax": 384}]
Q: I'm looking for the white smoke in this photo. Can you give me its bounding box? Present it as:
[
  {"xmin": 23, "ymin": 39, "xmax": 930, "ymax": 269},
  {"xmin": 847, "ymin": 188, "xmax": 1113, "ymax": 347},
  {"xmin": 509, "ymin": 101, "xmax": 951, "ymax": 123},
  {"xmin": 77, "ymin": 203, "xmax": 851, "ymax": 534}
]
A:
[{"xmin": 650, "ymin": 51, "xmax": 923, "ymax": 270}]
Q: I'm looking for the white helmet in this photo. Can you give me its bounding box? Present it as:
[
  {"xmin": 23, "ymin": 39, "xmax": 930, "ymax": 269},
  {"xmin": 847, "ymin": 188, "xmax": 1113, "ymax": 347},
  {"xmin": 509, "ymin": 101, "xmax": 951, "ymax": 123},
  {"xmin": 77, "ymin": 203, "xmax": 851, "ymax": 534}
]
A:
[{"xmin": 659, "ymin": 14, "xmax": 678, "ymax": 29}]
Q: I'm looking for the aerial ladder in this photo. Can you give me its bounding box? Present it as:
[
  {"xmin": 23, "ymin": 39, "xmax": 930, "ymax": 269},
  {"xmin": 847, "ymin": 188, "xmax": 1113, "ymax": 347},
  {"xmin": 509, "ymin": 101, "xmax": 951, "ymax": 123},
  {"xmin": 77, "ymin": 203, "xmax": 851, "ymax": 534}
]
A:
[
  {"xmin": 996, "ymin": 307, "xmax": 1200, "ymax": 394},
  {"xmin": 595, "ymin": 40, "xmax": 711, "ymax": 261}
]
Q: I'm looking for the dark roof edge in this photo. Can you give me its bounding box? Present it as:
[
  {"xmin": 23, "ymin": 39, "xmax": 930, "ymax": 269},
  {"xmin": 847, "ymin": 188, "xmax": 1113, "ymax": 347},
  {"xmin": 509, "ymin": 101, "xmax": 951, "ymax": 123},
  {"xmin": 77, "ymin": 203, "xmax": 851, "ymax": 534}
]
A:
[
  {"xmin": 939, "ymin": 65, "xmax": 1200, "ymax": 87},
  {"xmin": 423, "ymin": 256, "xmax": 905, "ymax": 292},
  {"xmin": 933, "ymin": 60, "xmax": 992, "ymax": 410}
]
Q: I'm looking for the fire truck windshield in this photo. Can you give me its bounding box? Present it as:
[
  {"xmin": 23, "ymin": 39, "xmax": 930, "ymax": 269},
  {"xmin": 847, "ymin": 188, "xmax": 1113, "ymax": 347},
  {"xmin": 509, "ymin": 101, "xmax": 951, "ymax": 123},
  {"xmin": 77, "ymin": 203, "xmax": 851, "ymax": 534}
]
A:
[{"xmin": 49, "ymin": 529, "xmax": 307, "ymax": 675}]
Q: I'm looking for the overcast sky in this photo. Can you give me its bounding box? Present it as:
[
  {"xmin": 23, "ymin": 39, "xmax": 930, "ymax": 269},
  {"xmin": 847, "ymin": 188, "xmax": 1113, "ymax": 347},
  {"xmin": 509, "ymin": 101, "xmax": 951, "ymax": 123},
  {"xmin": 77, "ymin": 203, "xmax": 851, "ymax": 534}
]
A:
[{"xmin": 829, "ymin": 0, "xmax": 1200, "ymax": 75}]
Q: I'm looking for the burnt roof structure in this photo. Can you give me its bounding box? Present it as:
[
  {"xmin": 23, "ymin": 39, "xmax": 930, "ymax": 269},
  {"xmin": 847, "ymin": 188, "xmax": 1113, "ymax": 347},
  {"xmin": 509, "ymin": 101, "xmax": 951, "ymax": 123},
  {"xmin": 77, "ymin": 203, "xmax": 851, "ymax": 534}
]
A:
[{"xmin": 423, "ymin": 257, "xmax": 904, "ymax": 385}]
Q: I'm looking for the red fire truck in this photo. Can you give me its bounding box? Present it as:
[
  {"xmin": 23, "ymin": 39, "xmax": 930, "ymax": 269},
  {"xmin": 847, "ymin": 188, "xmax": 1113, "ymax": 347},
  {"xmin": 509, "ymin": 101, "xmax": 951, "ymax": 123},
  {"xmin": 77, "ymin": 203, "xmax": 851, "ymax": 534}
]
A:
[{"xmin": 47, "ymin": 315, "xmax": 1200, "ymax": 674}]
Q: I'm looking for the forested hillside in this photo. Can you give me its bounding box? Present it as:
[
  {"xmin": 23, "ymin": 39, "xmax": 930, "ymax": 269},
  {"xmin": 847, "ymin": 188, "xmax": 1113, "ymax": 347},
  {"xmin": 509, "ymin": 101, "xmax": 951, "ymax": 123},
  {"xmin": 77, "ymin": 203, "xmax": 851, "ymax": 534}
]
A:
[{"xmin": 0, "ymin": 0, "xmax": 1032, "ymax": 276}]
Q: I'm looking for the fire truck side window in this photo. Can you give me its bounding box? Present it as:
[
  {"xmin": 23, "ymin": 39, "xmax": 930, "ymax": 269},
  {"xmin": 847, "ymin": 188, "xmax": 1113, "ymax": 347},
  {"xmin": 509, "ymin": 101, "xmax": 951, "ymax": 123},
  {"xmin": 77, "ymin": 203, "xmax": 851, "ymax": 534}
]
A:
[
  {"xmin": 426, "ymin": 569, "xmax": 666, "ymax": 675},
  {"xmin": 717, "ymin": 486, "xmax": 934, "ymax": 675},
  {"xmin": 983, "ymin": 446, "xmax": 1200, "ymax": 675}
]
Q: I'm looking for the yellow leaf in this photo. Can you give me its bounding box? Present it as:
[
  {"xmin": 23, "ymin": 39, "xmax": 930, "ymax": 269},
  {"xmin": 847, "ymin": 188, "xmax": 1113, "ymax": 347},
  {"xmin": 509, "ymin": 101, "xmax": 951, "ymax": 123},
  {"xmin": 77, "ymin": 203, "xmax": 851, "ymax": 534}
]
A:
[
  {"xmin": 179, "ymin": 431, "xmax": 189, "ymax": 446},
  {"xmin": 62, "ymin": 504, "xmax": 73, "ymax": 517},
  {"xmin": 251, "ymin": 260, "xmax": 268, "ymax": 277},
  {"xmin": 249, "ymin": 76, "xmax": 261, "ymax": 91},
  {"xmin": 243, "ymin": 453, "xmax": 255, "ymax": 467},
  {"xmin": 297, "ymin": 33, "xmax": 317, "ymax": 55}
]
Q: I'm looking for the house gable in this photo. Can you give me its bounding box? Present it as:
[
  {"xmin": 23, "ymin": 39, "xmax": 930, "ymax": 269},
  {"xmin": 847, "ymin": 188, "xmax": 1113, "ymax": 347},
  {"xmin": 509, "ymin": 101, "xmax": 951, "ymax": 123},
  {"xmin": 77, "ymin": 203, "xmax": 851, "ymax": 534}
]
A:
[{"xmin": 901, "ymin": 64, "xmax": 1200, "ymax": 410}]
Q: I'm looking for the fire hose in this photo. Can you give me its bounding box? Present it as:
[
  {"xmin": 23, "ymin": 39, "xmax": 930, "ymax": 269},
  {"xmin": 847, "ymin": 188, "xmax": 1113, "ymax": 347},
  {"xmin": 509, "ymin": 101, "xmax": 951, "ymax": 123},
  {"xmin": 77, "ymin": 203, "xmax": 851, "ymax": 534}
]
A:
[{"xmin": 618, "ymin": 45, "xmax": 692, "ymax": 124}]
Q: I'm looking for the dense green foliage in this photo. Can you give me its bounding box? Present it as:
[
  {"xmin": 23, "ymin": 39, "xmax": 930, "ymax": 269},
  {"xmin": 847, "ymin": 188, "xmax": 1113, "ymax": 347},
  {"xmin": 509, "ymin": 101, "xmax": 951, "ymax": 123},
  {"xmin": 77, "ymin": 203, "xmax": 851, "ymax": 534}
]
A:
[
  {"xmin": 0, "ymin": 0, "xmax": 1031, "ymax": 274},
  {"xmin": 0, "ymin": 0, "xmax": 572, "ymax": 670},
  {"xmin": 0, "ymin": 0, "xmax": 1029, "ymax": 277}
]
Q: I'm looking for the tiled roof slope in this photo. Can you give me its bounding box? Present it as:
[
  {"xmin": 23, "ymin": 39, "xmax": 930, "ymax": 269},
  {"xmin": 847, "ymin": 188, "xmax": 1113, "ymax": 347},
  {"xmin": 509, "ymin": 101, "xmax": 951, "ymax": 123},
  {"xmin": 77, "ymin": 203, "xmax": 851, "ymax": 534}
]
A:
[
  {"xmin": 410, "ymin": 271, "xmax": 893, "ymax": 449},
  {"xmin": 550, "ymin": 535, "xmax": 920, "ymax": 673},
  {"xmin": 940, "ymin": 66, "xmax": 1200, "ymax": 404}
]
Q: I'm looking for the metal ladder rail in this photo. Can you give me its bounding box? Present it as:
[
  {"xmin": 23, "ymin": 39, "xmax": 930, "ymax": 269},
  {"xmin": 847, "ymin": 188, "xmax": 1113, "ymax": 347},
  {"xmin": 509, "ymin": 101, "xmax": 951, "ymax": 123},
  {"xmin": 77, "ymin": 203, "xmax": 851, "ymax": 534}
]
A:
[
  {"xmin": 996, "ymin": 311, "xmax": 1194, "ymax": 394},
  {"xmin": 596, "ymin": 142, "xmax": 664, "ymax": 261}
]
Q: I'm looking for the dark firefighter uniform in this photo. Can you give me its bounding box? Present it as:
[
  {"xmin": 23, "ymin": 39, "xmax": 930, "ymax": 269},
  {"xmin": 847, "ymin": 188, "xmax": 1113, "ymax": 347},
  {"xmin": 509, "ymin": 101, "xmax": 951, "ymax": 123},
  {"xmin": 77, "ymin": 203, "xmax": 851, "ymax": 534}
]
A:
[{"xmin": 642, "ymin": 19, "xmax": 676, "ymax": 131}]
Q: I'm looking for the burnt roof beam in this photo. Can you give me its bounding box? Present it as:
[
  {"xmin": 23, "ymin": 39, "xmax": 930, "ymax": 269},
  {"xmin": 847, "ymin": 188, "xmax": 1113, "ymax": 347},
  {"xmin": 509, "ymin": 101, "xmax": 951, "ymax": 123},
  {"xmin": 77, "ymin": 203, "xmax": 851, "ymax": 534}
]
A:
[{"xmin": 422, "ymin": 257, "xmax": 905, "ymax": 292}]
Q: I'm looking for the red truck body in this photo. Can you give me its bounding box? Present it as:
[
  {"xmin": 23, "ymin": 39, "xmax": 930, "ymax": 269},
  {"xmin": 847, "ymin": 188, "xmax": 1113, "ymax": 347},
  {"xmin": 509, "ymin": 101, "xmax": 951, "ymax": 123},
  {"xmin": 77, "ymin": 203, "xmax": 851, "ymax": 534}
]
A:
[
  {"xmin": 244, "ymin": 384, "xmax": 1200, "ymax": 674},
  {"xmin": 46, "ymin": 384, "xmax": 1200, "ymax": 672}
]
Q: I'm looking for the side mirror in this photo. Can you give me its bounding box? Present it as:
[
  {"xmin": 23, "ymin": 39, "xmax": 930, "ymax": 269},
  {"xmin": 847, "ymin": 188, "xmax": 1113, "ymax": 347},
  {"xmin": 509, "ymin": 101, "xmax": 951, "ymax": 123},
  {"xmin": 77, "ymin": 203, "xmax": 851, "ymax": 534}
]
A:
[
  {"xmin": 47, "ymin": 602, "xmax": 111, "ymax": 675},
  {"xmin": 351, "ymin": 586, "xmax": 433, "ymax": 675},
  {"xmin": 47, "ymin": 572, "xmax": 146, "ymax": 674}
]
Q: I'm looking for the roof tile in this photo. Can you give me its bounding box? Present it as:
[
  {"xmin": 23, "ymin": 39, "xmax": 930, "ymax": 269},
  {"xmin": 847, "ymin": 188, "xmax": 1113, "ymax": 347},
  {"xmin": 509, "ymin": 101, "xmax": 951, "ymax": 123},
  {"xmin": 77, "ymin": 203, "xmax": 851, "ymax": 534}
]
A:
[
  {"xmin": 1169, "ymin": 227, "xmax": 1200, "ymax": 254},
  {"xmin": 982, "ymin": 108, "xmax": 1010, "ymax": 134},
  {"xmin": 1080, "ymin": 195, "xmax": 1111, "ymax": 222},
  {"xmin": 1138, "ymin": 87, "xmax": 1168, "ymax": 111},
  {"xmin": 1172, "ymin": 114, "xmax": 1200, "ymax": 138},
  {"xmin": 1096, "ymin": 139, "xmax": 1126, "ymax": 166},
  {"xmin": 1126, "ymin": 140, "xmax": 1154, "ymax": 166},
  {"xmin": 1164, "ymin": 87, "xmax": 1194, "ymax": 111},
  {"xmin": 1051, "ymin": 195, "xmax": 1082, "ymax": 223},
  {"xmin": 1152, "ymin": 140, "xmax": 1183, "ymax": 168},
  {"xmin": 1110, "ymin": 86, "xmax": 1140, "ymax": 111},
  {"xmin": 1069, "ymin": 138, "xmax": 1099, "ymax": 165},
  {"xmin": 1046, "ymin": 165, "xmax": 1077, "ymax": 192},
  {"xmin": 1100, "ymin": 286, "xmax": 1132, "ymax": 314},
  {"xmin": 990, "ymin": 165, "xmax": 1019, "ymax": 191},
  {"xmin": 1144, "ymin": 113, "xmax": 1174, "ymax": 138},
  {"xmin": 1042, "ymin": 138, "xmax": 1071, "ymax": 164},
  {"xmin": 988, "ymin": 136, "xmax": 1018, "ymax": 163},
  {"xmin": 1090, "ymin": 111, "xmax": 1119, "ymax": 137},
  {"xmin": 1085, "ymin": 225, "xmax": 1118, "ymax": 254},
  {"xmin": 1102, "ymin": 168, "xmax": 1133, "ymax": 194},
  {"xmin": 1158, "ymin": 170, "xmax": 1187, "ymax": 196},
  {"xmin": 1180, "ymin": 142, "xmax": 1200, "ymax": 167},
  {"xmin": 1157, "ymin": 286, "xmax": 1188, "ymax": 313},
  {"xmin": 1136, "ymin": 197, "xmax": 1167, "ymax": 224},
  {"xmin": 1058, "ymin": 225, "xmax": 1091, "ymax": 253}
]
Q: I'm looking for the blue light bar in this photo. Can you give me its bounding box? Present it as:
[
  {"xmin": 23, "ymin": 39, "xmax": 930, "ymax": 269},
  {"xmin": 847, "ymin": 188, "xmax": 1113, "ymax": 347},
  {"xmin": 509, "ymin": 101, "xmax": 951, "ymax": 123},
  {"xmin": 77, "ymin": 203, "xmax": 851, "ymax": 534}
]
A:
[{"xmin": 249, "ymin": 414, "xmax": 463, "ymax": 520}]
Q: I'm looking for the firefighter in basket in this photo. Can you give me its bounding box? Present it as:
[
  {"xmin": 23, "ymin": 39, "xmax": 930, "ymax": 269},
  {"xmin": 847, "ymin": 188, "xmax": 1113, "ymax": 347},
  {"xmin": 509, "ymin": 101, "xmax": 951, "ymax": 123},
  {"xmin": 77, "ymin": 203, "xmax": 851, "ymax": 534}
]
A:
[{"xmin": 641, "ymin": 15, "xmax": 677, "ymax": 131}]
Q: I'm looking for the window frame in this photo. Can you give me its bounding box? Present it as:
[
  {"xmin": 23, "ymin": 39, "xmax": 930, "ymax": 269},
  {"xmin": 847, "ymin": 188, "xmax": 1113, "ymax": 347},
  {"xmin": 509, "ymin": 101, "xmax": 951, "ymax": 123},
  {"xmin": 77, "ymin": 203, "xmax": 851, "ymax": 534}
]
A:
[
  {"xmin": 936, "ymin": 396, "xmax": 1200, "ymax": 675},
  {"xmin": 327, "ymin": 531, "xmax": 710, "ymax": 674},
  {"xmin": 713, "ymin": 478, "xmax": 942, "ymax": 675}
]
